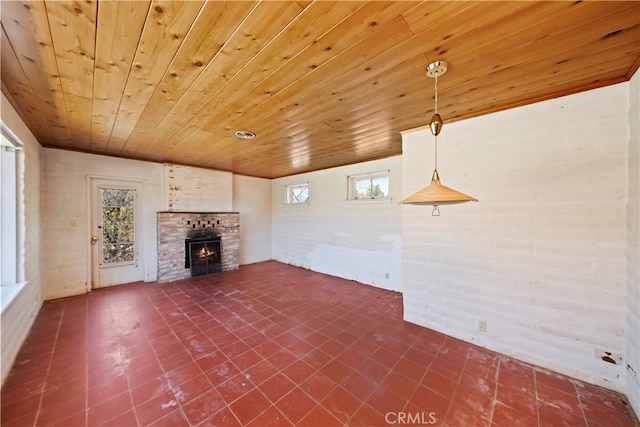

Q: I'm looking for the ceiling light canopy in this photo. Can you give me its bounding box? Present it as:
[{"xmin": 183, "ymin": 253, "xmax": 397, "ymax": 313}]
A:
[
  {"xmin": 401, "ymin": 61, "xmax": 477, "ymax": 215},
  {"xmin": 234, "ymin": 130, "xmax": 256, "ymax": 139}
]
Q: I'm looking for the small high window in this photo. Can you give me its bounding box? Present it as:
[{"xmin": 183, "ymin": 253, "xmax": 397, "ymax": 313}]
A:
[
  {"xmin": 348, "ymin": 171, "xmax": 390, "ymax": 200},
  {"xmin": 285, "ymin": 183, "xmax": 309, "ymax": 204}
]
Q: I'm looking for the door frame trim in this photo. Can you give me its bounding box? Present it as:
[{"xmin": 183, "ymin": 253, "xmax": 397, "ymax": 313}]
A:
[{"xmin": 86, "ymin": 175, "xmax": 146, "ymax": 291}]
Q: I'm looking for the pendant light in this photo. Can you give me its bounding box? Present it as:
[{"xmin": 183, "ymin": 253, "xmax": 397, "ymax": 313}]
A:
[{"xmin": 401, "ymin": 60, "xmax": 477, "ymax": 215}]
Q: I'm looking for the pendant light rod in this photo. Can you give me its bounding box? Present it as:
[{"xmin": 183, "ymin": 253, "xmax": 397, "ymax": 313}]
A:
[
  {"xmin": 430, "ymin": 61, "xmax": 445, "ymax": 172},
  {"xmin": 434, "ymin": 67, "xmax": 439, "ymax": 113},
  {"xmin": 434, "ymin": 71, "xmax": 438, "ymax": 172}
]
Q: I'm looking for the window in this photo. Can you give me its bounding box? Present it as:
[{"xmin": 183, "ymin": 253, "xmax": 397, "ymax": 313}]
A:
[
  {"xmin": 285, "ymin": 183, "xmax": 309, "ymax": 204},
  {"xmin": 348, "ymin": 171, "xmax": 390, "ymax": 200},
  {"xmin": 1, "ymin": 122, "xmax": 25, "ymax": 313}
]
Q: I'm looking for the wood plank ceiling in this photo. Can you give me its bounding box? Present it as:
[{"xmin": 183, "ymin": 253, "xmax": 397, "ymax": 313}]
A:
[{"xmin": 2, "ymin": 1, "xmax": 639, "ymax": 179}]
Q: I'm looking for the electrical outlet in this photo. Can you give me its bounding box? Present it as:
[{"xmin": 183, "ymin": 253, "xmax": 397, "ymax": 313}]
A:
[
  {"xmin": 478, "ymin": 320, "xmax": 487, "ymax": 332},
  {"xmin": 385, "ymin": 273, "xmax": 390, "ymax": 279}
]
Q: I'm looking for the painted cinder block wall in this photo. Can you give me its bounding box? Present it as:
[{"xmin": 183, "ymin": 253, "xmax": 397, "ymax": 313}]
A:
[
  {"xmin": 625, "ymin": 70, "xmax": 640, "ymax": 417},
  {"xmin": 233, "ymin": 175, "xmax": 272, "ymax": 265},
  {"xmin": 1, "ymin": 94, "xmax": 44, "ymax": 383},
  {"xmin": 402, "ymin": 80, "xmax": 636, "ymax": 397},
  {"xmin": 164, "ymin": 163, "xmax": 232, "ymax": 212},
  {"xmin": 42, "ymin": 152, "xmax": 272, "ymax": 300},
  {"xmin": 271, "ymin": 156, "xmax": 403, "ymax": 292},
  {"xmin": 42, "ymin": 149, "xmax": 165, "ymax": 299}
]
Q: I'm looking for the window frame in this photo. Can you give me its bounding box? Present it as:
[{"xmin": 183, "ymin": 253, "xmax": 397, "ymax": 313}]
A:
[
  {"xmin": 347, "ymin": 170, "xmax": 391, "ymax": 202},
  {"xmin": 1, "ymin": 121, "xmax": 26, "ymax": 313},
  {"xmin": 284, "ymin": 183, "xmax": 309, "ymax": 205}
]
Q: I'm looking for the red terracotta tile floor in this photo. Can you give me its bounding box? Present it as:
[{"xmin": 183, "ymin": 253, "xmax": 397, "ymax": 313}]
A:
[{"xmin": 1, "ymin": 261, "xmax": 637, "ymax": 427}]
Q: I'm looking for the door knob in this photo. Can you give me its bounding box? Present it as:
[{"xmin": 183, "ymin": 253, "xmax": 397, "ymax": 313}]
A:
[{"xmin": 91, "ymin": 236, "xmax": 98, "ymax": 245}]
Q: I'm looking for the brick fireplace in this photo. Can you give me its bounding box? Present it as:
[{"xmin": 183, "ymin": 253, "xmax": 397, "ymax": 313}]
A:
[{"xmin": 157, "ymin": 212, "xmax": 239, "ymax": 283}]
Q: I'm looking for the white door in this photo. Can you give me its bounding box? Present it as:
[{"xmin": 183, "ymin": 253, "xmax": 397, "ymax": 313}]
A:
[{"xmin": 90, "ymin": 178, "xmax": 144, "ymax": 288}]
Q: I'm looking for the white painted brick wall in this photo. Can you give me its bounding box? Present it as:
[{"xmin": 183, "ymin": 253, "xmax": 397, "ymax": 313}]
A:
[
  {"xmin": 232, "ymin": 175, "xmax": 272, "ymax": 265},
  {"xmin": 1, "ymin": 94, "xmax": 43, "ymax": 384},
  {"xmin": 626, "ymin": 70, "xmax": 640, "ymax": 418},
  {"xmin": 272, "ymin": 157, "xmax": 403, "ymax": 292},
  {"xmin": 43, "ymin": 150, "xmax": 165, "ymax": 299},
  {"xmin": 165, "ymin": 164, "xmax": 232, "ymax": 212},
  {"xmin": 402, "ymin": 82, "xmax": 631, "ymax": 393},
  {"xmin": 43, "ymin": 151, "xmax": 268, "ymax": 299}
]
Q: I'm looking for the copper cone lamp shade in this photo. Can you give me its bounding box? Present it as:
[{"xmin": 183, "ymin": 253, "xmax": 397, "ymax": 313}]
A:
[{"xmin": 402, "ymin": 170, "xmax": 478, "ymax": 205}]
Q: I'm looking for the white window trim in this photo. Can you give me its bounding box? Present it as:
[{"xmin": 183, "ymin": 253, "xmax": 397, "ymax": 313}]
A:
[
  {"xmin": 284, "ymin": 182, "xmax": 310, "ymax": 205},
  {"xmin": 344, "ymin": 197, "xmax": 393, "ymax": 205},
  {"xmin": 1, "ymin": 121, "xmax": 26, "ymax": 314},
  {"xmin": 346, "ymin": 170, "xmax": 392, "ymax": 202},
  {"xmin": 1, "ymin": 281, "xmax": 28, "ymax": 314}
]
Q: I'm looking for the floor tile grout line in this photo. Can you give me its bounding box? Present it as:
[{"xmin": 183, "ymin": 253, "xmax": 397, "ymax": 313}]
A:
[
  {"xmin": 487, "ymin": 356, "xmax": 502, "ymax": 426},
  {"xmin": 31, "ymin": 299, "xmax": 65, "ymax": 427},
  {"xmin": 566, "ymin": 375, "xmax": 589, "ymax": 427},
  {"xmin": 84, "ymin": 297, "xmax": 89, "ymax": 427},
  {"xmin": 533, "ymin": 365, "xmax": 541, "ymax": 427}
]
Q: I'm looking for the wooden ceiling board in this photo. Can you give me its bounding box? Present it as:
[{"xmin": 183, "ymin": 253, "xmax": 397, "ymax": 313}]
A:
[
  {"xmin": 260, "ymin": 36, "xmax": 433, "ymax": 124},
  {"xmin": 0, "ymin": 24, "xmax": 49, "ymax": 138},
  {"xmin": 116, "ymin": 1, "xmax": 258, "ymax": 154},
  {"xmin": 1, "ymin": 0, "xmax": 639, "ymax": 179},
  {"xmin": 106, "ymin": 0, "xmax": 205, "ymax": 151},
  {"xmin": 451, "ymin": 24, "xmax": 640, "ymax": 108},
  {"xmin": 401, "ymin": 1, "xmax": 478, "ymax": 35},
  {"xmin": 223, "ymin": 12, "xmax": 418, "ymax": 127},
  {"xmin": 1, "ymin": 0, "xmax": 74, "ymax": 146},
  {"xmin": 92, "ymin": 0, "xmax": 150, "ymax": 151},
  {"xmin": 240, "ymin": 2, "xmax": 539, "ymax": 138},
  {"xmin": 43, "ymin": 0, "xmax": 97, "ymax": 146},
  {"xmin": 127, "ymin": 1, "xmax": 308, "ymax": 157},
  {"xmin": 197, "ymin": 23, "xmax": 417, "ymax": 171},
  {"xmin": 149, "ymin": 1, "xmax": 373, "ymax": 152},
  {"xmin": 441, "ymin": 2, "xmax": 640, "ymax": 80},
  {"xmin": 216, "ymin": 1, "xmax": 420, "ymax": 115},
  {"xmin": 260, "ymin": 72, "xmax": 428, "ymax": 153},
  {"xmin": 225, "ymin": 12, "xmax": 427, "ymax": 140}
]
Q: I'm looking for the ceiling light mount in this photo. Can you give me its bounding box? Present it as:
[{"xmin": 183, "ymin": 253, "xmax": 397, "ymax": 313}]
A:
[
  {"xmin": 426, "ymin": 60, "xmax": 448, "ymax": 78},
  {"xmin": 234, "ymin": 130, "xmax": 256, "ymax": 139},
  {"xmin": 401, "ymin": 60, "xmax": 477, "ymax": 214}
]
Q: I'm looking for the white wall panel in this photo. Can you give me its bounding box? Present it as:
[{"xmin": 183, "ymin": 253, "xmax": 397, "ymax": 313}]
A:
[
  {"xmin": 1, "ymin": 93, "xmax": 43, "ymax": 384},
  {"xmin": 272, "ymin": 157, "xmax": 403, "ymax": 292},
  {"xmin": 402, "ymin": 82, "xmax": 630, "ymax": 393},
  {"xmin": 43, "ymin": 151, "xmax": 253, "ymax": 299},
  {"xmin": 626, "ymin": 69, "xmax": 640, "ymax": 417},
  {"xmin": 165, "ymin": 164, "xmax": 232, "ymax": 212},
  {"xmin": 43, "ymin": 150, "xmax": 165, "ymax": 298},
  {"xmin": 232, "ymin": 175, "xmax": 272, "ymax": 265}
]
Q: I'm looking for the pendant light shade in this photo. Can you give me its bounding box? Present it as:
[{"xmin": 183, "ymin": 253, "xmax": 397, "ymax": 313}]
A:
[
  {"xmin": 402, "ymin": 170, "xmax": 478, "ymax": 205},
  {"xmin": 402, "ymin": 60, "xmax": 477, "ymax": 212}
]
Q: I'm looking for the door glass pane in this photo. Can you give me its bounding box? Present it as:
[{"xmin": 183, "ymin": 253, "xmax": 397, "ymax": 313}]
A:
[{"xmin": 101, "ymin": 187, "xmax": 135, "ymax": 263}]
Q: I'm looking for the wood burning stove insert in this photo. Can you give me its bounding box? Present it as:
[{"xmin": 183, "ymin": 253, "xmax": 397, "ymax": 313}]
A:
[{"xmin": 185, "ymin": 235, "xmax": 222, "ymax": 277}]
